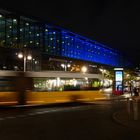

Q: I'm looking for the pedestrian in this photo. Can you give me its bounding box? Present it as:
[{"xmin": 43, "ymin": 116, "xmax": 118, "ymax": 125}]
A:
[
  {"xmin": 129, "ymin": 82, "xmax": 133, "ymax": 96},
  {"xmin": 133, "ymin": 87, "xmax": 139, "ymax": 96}
]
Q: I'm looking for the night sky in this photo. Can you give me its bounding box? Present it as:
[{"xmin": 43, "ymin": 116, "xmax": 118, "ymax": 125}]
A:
[{"xmin": 1, "ymin": 0, "xmax": 140, "ymax": 66}]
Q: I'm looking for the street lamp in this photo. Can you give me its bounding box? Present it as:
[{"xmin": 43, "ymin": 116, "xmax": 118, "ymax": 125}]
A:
[
  {"xmin": 99, "ymin": 68, "xmax": 107, "ymax": 87},
  {"xmin": 18, "ymin": 52, "xmax": 32, "ymax": 72},
  {"xmin": 81, "ymin": 66, "xmax": 87, "ymax": 73},
  {"xmin": 61, "ymin": 63, "xmax": 71, "ymax": 71}
]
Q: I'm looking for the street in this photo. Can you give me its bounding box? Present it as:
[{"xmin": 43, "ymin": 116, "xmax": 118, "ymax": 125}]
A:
[{"xmin": 0, "ymin": 101, "xmax": 139, "ymax": 140}]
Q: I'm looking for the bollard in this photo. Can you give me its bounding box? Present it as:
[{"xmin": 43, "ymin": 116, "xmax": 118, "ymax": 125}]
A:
[
  {"xmin": 133, "ymin": 99, "xmax": 138, "ymax": 120},
  {"xmin": 127, "ymin": 98, "xmax": 131, "ymax": 115}
]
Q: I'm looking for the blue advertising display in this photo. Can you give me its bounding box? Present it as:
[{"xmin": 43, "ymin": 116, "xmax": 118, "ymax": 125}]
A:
[
  {"xmin": 115, "ymin": 71, "xmax": 123, "ymax": 81},
  {"xmin": 113, "ymin": 68, "xmax": 124, "ymax": 95},
  {"xmin": 115, "ymin": 71, "xmax": 123, "ymax": 91}
]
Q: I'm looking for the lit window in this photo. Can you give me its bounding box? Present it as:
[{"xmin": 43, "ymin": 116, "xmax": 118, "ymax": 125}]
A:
[
  {"xmin": 27, "ymin": 55, "xmax": 32, "ymax": 60},
  {"xmin": 50, "ymin": 38, "xmax": 53, "ymax": 40},
  {"xmin": 3, "ymin": 66, "xmax": 7, "ymax": 69},
  {"xmin": 36, "ymin": 34, "xmax": 39, "ymax": 36},
  {"xmin": 26, "ymin": 23, "xmax": 29, "ymax": 26},
  {"xmin": 45, "ymin": 29, "xmax": 48, "ymax": 32},
  {"xmin": 20, "ymin": 29, "xmax": 23, "ymax": 32},
  {"xmin": 30, "ymin": 41, "xmax": 33, "ymax": 43},
  {"xmin": 35, "ymin": 61, "xmax": 38, "ymax": 64},
  {"xmin": 18, "ymin": 53, "xmax": 23, "ymax": 58},
  {"xmin": 36, "ymin": 42, "xmax": 39, "ymax": 45},
  {"xmin": 0, "ymin": 15, "xmax": 2, "ymax": 17},
  {"xmin": 9, "ymin": 26, "xmax": 12, "ymax": 29},
  {"xmin": 29, "ymin": 32, "xmax": 31, "ymax": 34},
  {"xmin": 13, "ymin": 19, "xmax": 17, "ymax": 22}
]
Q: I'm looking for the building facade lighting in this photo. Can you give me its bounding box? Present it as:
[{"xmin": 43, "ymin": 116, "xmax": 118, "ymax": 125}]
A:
[{"xmin": 81, "ymin": 66, "xmax": 87, "ymax": 73}]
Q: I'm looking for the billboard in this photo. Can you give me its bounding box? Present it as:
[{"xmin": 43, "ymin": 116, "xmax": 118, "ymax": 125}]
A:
[{"xmin": 113, "ymin": 68, "xmax": 123, "ymax": 95}]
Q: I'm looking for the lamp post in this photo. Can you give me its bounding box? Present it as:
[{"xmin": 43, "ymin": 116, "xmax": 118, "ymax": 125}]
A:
[
  {"xmin": 18, "ymin": 52, "xmax": 32, "ymax": 72},
  {"xmin": 61, "ymin": 63, "xmax": 71, "ymax": 71},
  {"xmin": 81, "ymin": 66, "xmax": 87, "ymax": 73},
  {"xmin": 99, "ymin": 68, "xmax": 106, "ymax": 87}
]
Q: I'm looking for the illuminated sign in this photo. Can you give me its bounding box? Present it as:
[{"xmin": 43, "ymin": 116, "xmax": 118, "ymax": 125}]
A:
[
  {"xmin": 114, "ymin": 68, "xmax": 124, "ymax": 71},
  {"xmin": 115, "ymin": 71, "xmax": 123, "ymax": 81},
  {"xmin": 113, "ymin": 69, "xmax": 124, "ymax": 94}
]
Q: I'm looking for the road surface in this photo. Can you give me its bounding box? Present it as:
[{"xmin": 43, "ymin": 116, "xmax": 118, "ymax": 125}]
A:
[{"xmin": 0, "ymin": 101, "xmax": 139, "ymax": 140}]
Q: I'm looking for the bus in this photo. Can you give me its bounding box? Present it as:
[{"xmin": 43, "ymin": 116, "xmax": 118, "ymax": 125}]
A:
[{"xmin": 0, "ymin": 71, "xmax": 107, "ymax": 105}]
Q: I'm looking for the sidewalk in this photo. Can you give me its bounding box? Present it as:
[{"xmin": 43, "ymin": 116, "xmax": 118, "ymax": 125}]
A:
[{"xmin": 112, "ymin": 96, "xmax": 140, "ymax": 128}]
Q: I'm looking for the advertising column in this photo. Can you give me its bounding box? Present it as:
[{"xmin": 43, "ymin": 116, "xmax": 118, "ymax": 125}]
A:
[{"xmin": 113, "ymin": 68, "xmax": 124, "ymax": 95}]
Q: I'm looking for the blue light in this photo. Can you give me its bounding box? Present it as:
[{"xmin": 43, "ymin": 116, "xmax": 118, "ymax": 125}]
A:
[
  {"xmin": 60, "ymin": 32, "xmax": 121, "ymax": 66},
  {"xmin": 43, "ymin": 25, "xmax": 127, "ymax": 67}
]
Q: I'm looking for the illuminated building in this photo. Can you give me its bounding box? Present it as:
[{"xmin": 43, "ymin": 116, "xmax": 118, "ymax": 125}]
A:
[{"xmin": 0, "ymin": 9, "xmax": 131, "ymax": 71}]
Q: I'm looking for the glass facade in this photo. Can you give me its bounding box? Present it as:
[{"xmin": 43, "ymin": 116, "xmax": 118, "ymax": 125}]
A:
[
  {"xmin": 44, "ymin": 26, "xmax": 61, "ymax": 56},
  {"xmin": 0, "ymin": 9, "xmax": 131, "ymax": 71},
  {"xmin": 0, "ymin": 15, "xmax": 18, "ymax": 48},
  {"xmin": 19, "ymin": 17, "xmax": 44, "ymax": 49},
  {"xmin": 61, "ymin": 31, "xmax": 120, "ymax": 66}
]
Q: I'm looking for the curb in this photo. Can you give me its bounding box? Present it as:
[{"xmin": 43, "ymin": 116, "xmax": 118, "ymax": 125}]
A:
[
  {"xmin": 112, "ymin": 110, "xmax": 128, "ymax": 127},
  {"xmin": 0, "ymin": 102, "xmax": 96, "ymax": 109}
]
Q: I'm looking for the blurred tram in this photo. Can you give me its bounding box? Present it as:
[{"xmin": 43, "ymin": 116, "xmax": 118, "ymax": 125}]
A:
[{"xmin": 0, "ymin": 71, "xmax": 107, "ymax": 105}]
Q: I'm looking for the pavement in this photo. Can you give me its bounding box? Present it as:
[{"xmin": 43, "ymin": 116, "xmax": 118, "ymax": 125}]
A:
[{"xmin": 112, "ymin": 96, "xmax": 140, "ymax": 129}]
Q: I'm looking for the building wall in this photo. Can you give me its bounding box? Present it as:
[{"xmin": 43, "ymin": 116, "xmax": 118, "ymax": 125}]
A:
[
  {"xmin": 61, "ymin": 31, "xmax": 120, "ymax": 66},
  {"xmin": 0, "ymin": 10, "xmax": 130, "ymax": 68}
]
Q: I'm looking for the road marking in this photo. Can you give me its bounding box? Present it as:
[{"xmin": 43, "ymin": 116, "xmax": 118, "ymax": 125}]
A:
[
  {"xmin": 18, "ymin": 115, "xmax": 27, "ymax": 117},
  {"xmin": 5, "ymin": 116, "xmax": 16, "ymax": 119},
  {"xmin": 35, "ymin": 111, "xmax": 46, "ymax": 114},
  {"xmin": 0, "ymin": 105, "xmax": 95, "ymax": 121},
  {"xmin": 28, "ymin": 113, "xmax": 37, "ymax": 116}
]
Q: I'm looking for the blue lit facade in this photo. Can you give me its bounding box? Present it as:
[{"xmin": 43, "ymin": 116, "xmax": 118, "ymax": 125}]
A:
[
  {"xmin": 61, "ymin": 31, "xmax": 119, "ymax": 66},
  {"xmin": 0, "ymin": 9, "xmax": 130, "ymax": 71},
  {"xmin": 44, "ymin": 26, "xmax": 61, "ymax": 56},
  {"xmin": 43, "ymin": 27, "xmax": 124, "ymax": 67}
]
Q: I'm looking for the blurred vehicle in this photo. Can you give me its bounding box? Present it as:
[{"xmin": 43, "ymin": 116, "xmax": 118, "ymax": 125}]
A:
[{"xmin": 0, "ymin": 71, "xmax": 107, "ymax": 105}]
